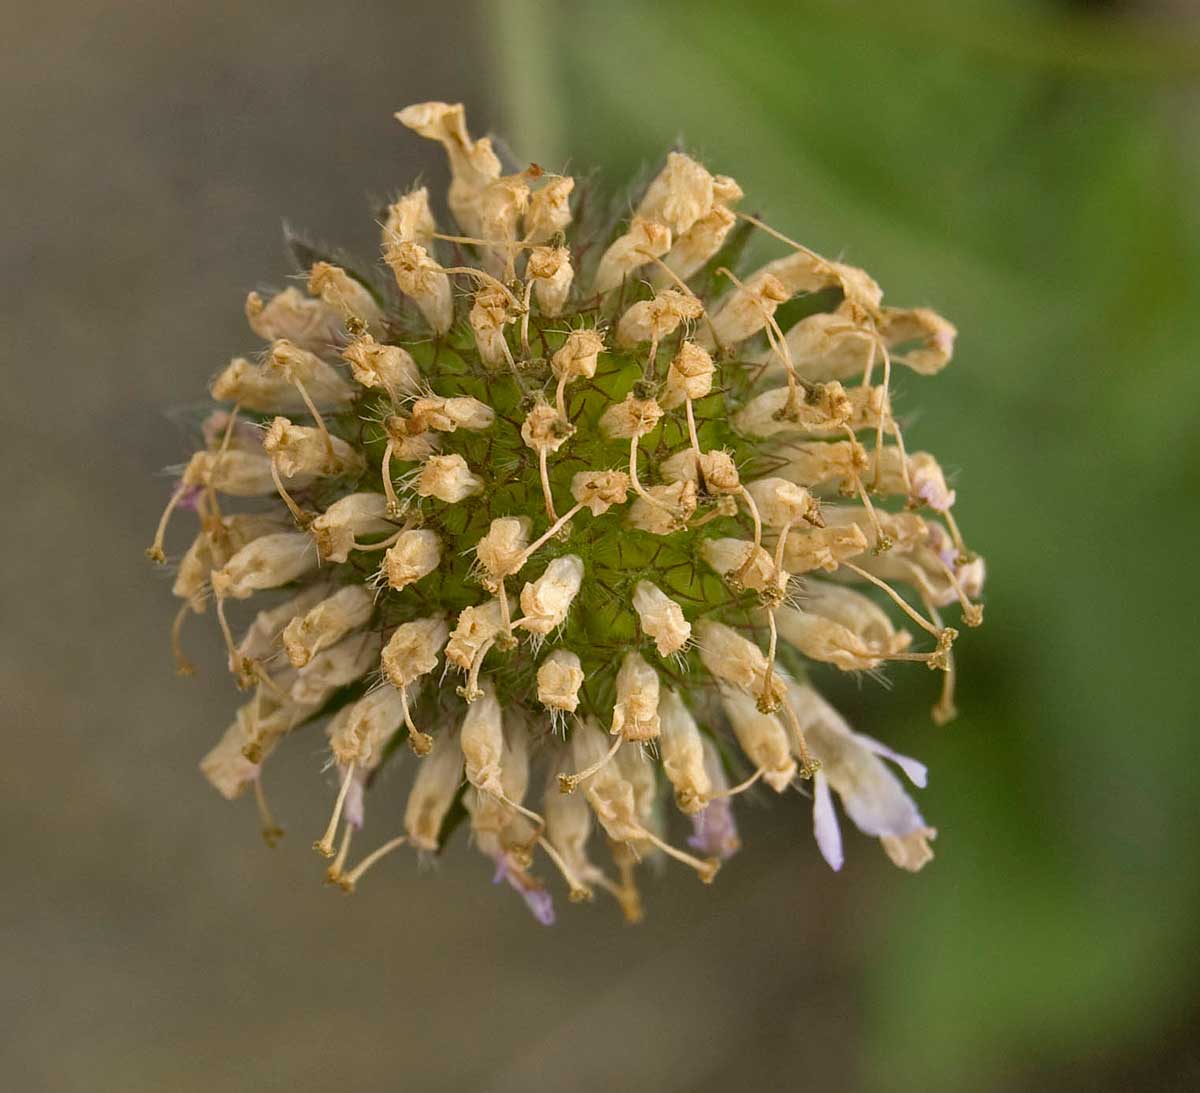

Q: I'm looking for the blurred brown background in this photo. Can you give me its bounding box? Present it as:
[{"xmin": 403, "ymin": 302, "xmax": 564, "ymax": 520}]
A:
[{"xmin": 4, "ymin": 1, "xmax": 1199, "ymax": 1090}]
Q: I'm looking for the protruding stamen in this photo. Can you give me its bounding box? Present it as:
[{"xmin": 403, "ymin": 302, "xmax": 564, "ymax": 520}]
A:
[
  {"xmin": 709, "ymin": 766, "xmax": 765, "ymax": 800},
  {"xmin": 171, "ymin": 602, "xmax": 196, "ymax": 677},
  {"xmin": 719, "ymin": 266, "xmax": 808, "ymax": 415},
  {"xmin": 689, "ymin": 496, "xmax": 737, "ymax": 528},
  {"xmin": 537, "ymin": 447, "xmax": 558, "ymax": 522},
  {"xmin": 734, "ymin": 210, "xmax": 824, "ymax": 265},
  {"xmin": 759, "ymin": 608, "xmax": 781, "ymax": 712},
  {"xmin": 248, "ymin": 659, "xmax": 290, "ymax": 701},
  {"xmin": 841, "ymin": 561, "xmax": 945, "ymax": 640},
  {"xmin": 146, "ymin": 481, "xmax": 188, "ymax": 564},
  {"xmin": 888, "ymin": 407, "xmax": 916, "ymax": 498},
  {"xmin": 253, "ymin": 776, "xmax": 284, "ymax": 847},
  {"xmin": 942, "ymin": 507, "xmax": 972, "ymax": 565},
  {"xmin": 842, "ymin": 427, "xmax": 890, "ymax": 552},
  {"xmin": 536, "ymin": 835, "xmax": 592, "ymax": 902},
  {"xmin": 859, "ymin": 334, "xmax": 879, "ymax": 388},
  {"xmin": 612, "ymin": 856, "xmax": 645, "ymax": 924},
  {"xmin": 637, "ymin": 827, "xmax": 720, "ymax": 884},
  {"xmin": 508, "ymin": 502, "xmax": 583, "ymax": 577},
  {"xmin": 460, "ymin": 639, "xmax": 496, "ymax": 702},
  {"xmin": 399, "ymin": 686, "xmax": 433, "ymax": 755},
  {"xmin": 773, "ymin": 518, "xmax": 797, "ymax": 575},
  {"xmin": 338, "ymin": 835, "xmax": 409, "ymax": 893},
  {"xmin": 314, "ymin": 762, "xmax": 356, "ymax": 858},
  {"xmin": 270, "ymin": 457, "xmax": 311, "ymax": 527},
  {"xmin": 326, "ymin": 824, "xmax": 353, "ymax": 884},
  {"xmin": 290, "ymin": 376, "xmax": 336, "ymax": 464},
  {"xmin": 349, "ymin": 529, "xmax": 403, "ymax": 552},
  {"xmin": 924, "ymin": 597, "xmax": 959, "ymax": 725},
  {"xmin": 381, "ymin": 440, "xmax": 403, "ymax": 518},
  {"xmin": 439, "ymin": 264, "xmax": 522, "ymax": 309},
  {"xmin": 213, "ymin": 595, "xmax": 248, "ymax": 687},
  {"xmin": 738, "ymin": 486, "xmax": 764, "ymax": 553},
  {"xmin": 638, "ymin": 248, "xmax": 701, "ymax": 301},
  {"xmin": 777, "ymin": 698, "xmax": 820, "ymax": 779},
  {"xmin": 496, "ymin": 793, "xmax": 547, "ymax": 841},
  {"xmin": 204, "ymin": 402, "xmax": 242, "ymax": 519},
  {"xmin": 432, "ymin": 230, "xmax": 538, "ymax": 250},
  {"xmin": 684, "ymin": 397, "xmax": 703, "ymax": 456},
  {"xmin": 871, "ymin": 343, "xmax": 892, "ymax": 491},
  {"xmin": 628, "ymin": 435, "xmax": 675, "ymax": 515},
  {"xmin": 520, "ymin": 277, "xmax": 534, "ymax": 359},
  {"xmin": 558, "ymin": 733, "xmax": 622, "ymax": 794},
  {"xmin": 554, "ymin": 370, "xmax": 569, "ymax": 421},
  {"xmin": 932, "ymin": 556, "xmax": 984, "ymax": 627}
]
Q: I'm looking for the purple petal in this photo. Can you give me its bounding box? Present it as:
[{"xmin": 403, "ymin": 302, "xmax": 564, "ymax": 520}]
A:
[
  {"xmin": 488, "ymin": 855, "xmax": 554, "ymax": 924},
  {"xmin": 342, "ymin": 768, "xmax": 366, "ymax": 829},
  {"xmin": 812, "ymin": 772, "xmax": 844, "ymax": 872},
  {"xmin": 520, "ymin": 886, "xmax": 556, "ymax": 926},
  {"xmin": 918, "ymin": 482, "xmax": 954, "ymax": 512},
  {"xmin": 856, "ymin": 734, "xmax": 928, "ymax": 788},
  {"xmin": 176, "ymin": 484, "xmax": 204, "ymax": 512},
  {"xmin": 688, "ymin": 799, "xmax": 740, "ymax": 860}
]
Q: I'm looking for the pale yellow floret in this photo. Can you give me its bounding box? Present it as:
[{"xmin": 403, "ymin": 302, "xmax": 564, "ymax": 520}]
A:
[
  {"xmin": 282, "ymin": 585, "xmax": 374, "ymax": 668},
  {"xmin": 524, "ymin": 175, "xmax": 574, "ymax": 243},
  {"xmin": 404, "ymin": 727, "xmax": 464, "ymax": 850},
  {"xmin": 416, "ymin": 453, "xmax": 484, "ymax": 503},
  {"xmin": 631, "ymin": 581, "xmax": 691, "ymax": 657},
  {"xmin": 660, "ymin": 341, "xmax": 715, "ymax": 409},
  {"xmin": 308, "ymin": 262, "xmax": 383, "ymax": 335},
  {"xmin": 310, "ymin": 492, "xmax": 394, "ymax": 563},
  {"xmin": 290, "ymin": 631, "xmax": 382, "ymax": 706},
  {"xmin": 536, "ymin": 649, "xmax": 584, "ymax": 713},
  {"xmin": 341, "ymin": 334, "xmax": 421, "ymax": 399},
  {"xmin": 592, "ymin": 216, "xmax": 672, "ymax": 295},
  {"xmin": 382, "ymin": 186, "xmax": 436, "ymax": 248},
  {"xmin": 244, "ymin": 287, "xmax": 342, "ymax": 353},
  {"xmin": 381, "ymin": 529, "xmax": 442, "ymax": 591},
  {"xmin": 382, "ymin": 240, "xmax": 454, "ymax": 333},
  {"xmin": 610, "ymin": 651, "xmax": 661, "ymax": 742},
  {"xmin": 657, "ymin": 689, "xmax": 711, "ymax": 814},
  {"xmin": 719, "ymin": 686, "xmax": 798, "ymax": 792},
  {"xmin": 526, "ymin": 245, "xmax": 574, "ymax": 317},
  {"xmin": 518, "ymin": 555, "xmax": 584, "ymax": 636}
]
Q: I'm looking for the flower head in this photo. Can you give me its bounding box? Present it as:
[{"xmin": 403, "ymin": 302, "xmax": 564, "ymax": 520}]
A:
[{"xmin": 148, "ymin": 102, "xmax": 984, "ymax": 919}]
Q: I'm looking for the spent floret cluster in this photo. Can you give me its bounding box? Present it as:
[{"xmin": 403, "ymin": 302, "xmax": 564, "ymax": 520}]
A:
[{"xmin": 147, "ymin": 102, "xmax": 984, "ymax": 922}]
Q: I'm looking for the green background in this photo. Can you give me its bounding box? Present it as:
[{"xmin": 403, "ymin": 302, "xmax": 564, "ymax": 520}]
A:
[{"xmin": 498, "ymin": 2, "xmax": 1200, "ymax": 1085}]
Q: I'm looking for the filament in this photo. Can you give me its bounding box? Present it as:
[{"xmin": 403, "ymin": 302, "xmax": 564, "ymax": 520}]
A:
[
  {"xmin": 314, "ymin": 762, "xmax": 356, "ymax": 858},
  {"xmin": 558, "ymin": 733, "xmax": 622, "ymax": 794},
  {"xmin": 339, "ymin": 835, "xmax": 409, "ymax": 892},
  {"xmin": 253, "ymin": 775, "xmax": 284, "ymax": 847}
]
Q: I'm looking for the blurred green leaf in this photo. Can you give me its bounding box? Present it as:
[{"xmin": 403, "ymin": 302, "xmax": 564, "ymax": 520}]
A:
[{"xmin": 497, "ymin": 1, "xmax": 1200, "ymax": 1087}]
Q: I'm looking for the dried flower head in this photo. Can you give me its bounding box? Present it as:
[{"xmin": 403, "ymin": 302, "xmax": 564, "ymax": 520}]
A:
[{"xmin": 147, "ymin": 101, "xmax": 984, "ymax": 923}]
